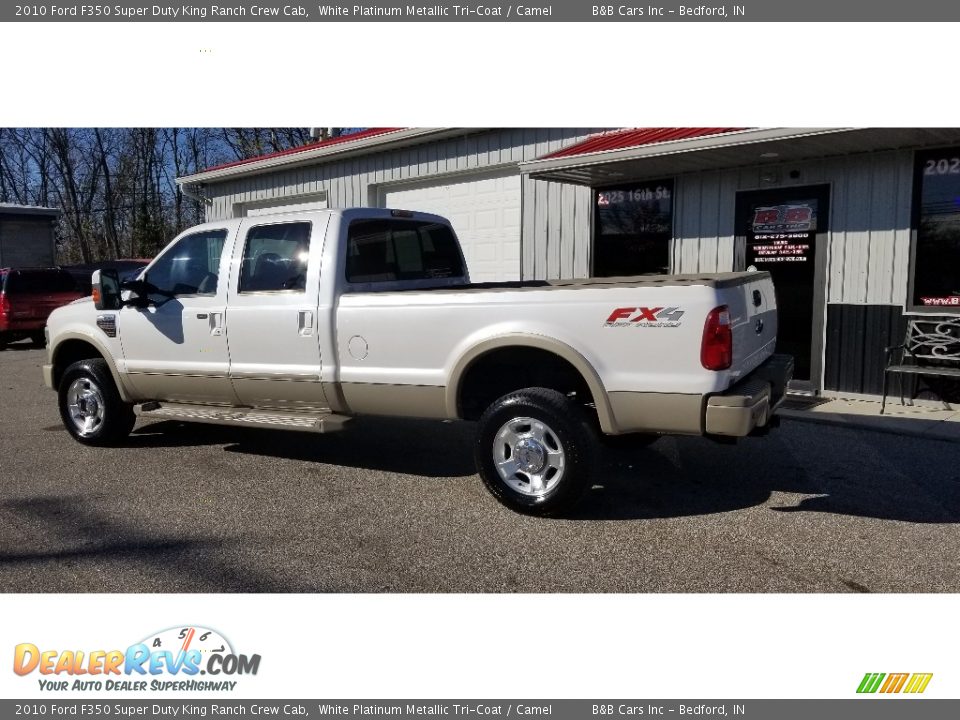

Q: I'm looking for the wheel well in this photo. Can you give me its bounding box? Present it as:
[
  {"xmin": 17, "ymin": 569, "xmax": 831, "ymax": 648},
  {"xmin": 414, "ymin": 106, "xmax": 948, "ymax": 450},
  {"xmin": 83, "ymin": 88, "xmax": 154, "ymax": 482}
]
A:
[
  {"xmin": 457, "ymin": 346, "xmax": 596, "ymax": 421},
  {"xmin": 52, "ymin": 339, "xmax": 105, "ymax": 390}
]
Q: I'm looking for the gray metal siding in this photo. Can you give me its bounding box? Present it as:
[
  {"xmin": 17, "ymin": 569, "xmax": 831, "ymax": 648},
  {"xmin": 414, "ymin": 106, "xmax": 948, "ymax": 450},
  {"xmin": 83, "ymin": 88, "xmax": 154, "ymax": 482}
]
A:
[
  {"xmin": 671, "ymin": 149, "xmax": 914, "ymax": 308},
  {"xmin": 204, "ymin": 128, "xmax": 604, "ymax": 281},
  {"xmin": 521, "ymin": 176, "xmax": 592, "ymax": 280},
  {"xmin": 0, "ymin": 217, "xmax": 56, "ymax": 267},
  {"xmin": 824, "ymin": 303, "xmax": 907, "ymax": 395}
]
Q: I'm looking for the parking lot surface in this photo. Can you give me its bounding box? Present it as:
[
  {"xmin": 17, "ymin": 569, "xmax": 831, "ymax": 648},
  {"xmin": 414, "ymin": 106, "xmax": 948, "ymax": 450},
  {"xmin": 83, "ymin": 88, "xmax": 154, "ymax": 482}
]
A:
[{"xmin": 1, "ymin": 343, "xmax": 958, "ymax": 592}]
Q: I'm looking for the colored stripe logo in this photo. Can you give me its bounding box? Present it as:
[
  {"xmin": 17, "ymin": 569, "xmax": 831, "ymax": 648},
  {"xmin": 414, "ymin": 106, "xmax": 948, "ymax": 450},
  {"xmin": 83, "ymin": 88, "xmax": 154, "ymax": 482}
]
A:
[{"xmin": 857, "ymin": 672, "xmax": 933, "ymax": 694}]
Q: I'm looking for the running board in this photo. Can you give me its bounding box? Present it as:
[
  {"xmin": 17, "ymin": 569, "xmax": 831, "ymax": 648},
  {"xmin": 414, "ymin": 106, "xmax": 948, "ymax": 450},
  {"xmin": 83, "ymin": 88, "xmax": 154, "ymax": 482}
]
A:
[{"xmin": 135, "ymin": 402, "xmax": 351, "ymax": 433}]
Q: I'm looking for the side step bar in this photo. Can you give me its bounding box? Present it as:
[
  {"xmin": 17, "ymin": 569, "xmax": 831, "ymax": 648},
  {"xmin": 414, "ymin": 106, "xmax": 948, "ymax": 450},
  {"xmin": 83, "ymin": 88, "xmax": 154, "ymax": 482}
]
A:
[{"xmin": 135, "ymin": 402, "xmax": 352, "ymax": 433}]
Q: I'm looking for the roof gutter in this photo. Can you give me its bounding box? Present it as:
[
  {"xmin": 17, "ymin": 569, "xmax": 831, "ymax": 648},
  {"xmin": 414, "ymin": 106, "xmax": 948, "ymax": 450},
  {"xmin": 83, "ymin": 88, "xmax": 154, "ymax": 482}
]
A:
[
  {"xmin": 519, "ymin": 127, "xmax": 858, "ymax": 176},
  {"xmin": 177, "ymin": 127, "xmax": 466, "ymax": 186}
]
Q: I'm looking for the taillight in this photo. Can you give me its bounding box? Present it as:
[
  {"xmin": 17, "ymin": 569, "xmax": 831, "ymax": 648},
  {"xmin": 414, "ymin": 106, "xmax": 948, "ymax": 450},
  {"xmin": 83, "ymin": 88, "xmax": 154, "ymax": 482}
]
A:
[
  {"xmin": 0, "ymin": 292, "xmax": 9, "ymax": 317},
  {"xmin": 701, "ymin": 305, "xmax": 732, "ymax": 371}
]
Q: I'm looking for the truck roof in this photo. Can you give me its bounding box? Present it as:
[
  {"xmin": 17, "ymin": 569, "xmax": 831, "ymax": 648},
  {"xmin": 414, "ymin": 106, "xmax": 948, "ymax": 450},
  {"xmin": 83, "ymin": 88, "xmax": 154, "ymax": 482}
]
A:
[{"xmin": 183, "ymin": 207, "xmax": 451, "ymax": 235}]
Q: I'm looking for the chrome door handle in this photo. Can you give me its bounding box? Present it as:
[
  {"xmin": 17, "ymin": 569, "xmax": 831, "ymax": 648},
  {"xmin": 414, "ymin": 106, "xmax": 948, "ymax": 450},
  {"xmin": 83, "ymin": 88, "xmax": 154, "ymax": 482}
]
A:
[
  {"xmin": 209, "ymin": 312, "xmax": 223, "ymax": 336},
  {"xmin": 298, "ymin": 310, "xmax": 314, "ymax": 337}
]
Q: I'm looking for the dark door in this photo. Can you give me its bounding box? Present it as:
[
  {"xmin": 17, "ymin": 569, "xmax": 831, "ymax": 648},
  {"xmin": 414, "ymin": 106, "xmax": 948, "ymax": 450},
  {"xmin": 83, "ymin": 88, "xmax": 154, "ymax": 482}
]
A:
[{"xmin": 735, "ymin": 185, "xmax": 829, "ymax": 387}]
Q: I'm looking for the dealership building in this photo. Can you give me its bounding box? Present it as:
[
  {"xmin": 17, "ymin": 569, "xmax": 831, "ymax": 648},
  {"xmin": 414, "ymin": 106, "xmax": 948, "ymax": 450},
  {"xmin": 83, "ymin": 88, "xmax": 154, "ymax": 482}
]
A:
[{"xmin": 178, "ymin": 127, "xmax": 960, "ymax": 402}]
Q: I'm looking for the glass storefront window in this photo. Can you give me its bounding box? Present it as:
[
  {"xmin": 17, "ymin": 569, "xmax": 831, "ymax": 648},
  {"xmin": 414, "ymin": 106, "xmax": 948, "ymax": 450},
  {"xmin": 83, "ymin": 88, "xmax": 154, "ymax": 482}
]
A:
[
  {"xmin": 912, "ymin": 148, "xmax": 960, "ymax": 309},
  {"xmin": 593, "ymin": 180, "xmax": 673, "ymax": 277}
]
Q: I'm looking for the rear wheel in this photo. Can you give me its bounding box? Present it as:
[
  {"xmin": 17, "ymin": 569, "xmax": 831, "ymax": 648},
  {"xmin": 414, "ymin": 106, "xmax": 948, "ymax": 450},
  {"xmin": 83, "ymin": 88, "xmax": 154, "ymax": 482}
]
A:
[
  {"xmin": 58, "ymin": 359, "xmax": 136, "ymax": 446},
  {"xmin": 475, "ymin": 387, "xmax": 596, "ymax": 516}
]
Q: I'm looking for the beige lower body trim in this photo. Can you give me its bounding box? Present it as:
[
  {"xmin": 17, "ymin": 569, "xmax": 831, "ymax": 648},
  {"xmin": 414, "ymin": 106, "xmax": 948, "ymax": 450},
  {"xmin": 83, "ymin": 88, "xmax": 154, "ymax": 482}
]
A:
[
  {"xmin": 231, "ymin": 377, "xmax": 327, "ymax": 410},
  {"xmin": 42, "ymin": 364, "xmax": 54, "ymax": 390},
  {"xmin": 607, "ymin": 391, "xmax": 704, "ymax": 435},
  {"xmin": 341, "ymin": 382, "xmax": 448, "ymax": 419},
  {"xmin": 125, "ymin": 371, "xmax": 236, "ymax": 405}
]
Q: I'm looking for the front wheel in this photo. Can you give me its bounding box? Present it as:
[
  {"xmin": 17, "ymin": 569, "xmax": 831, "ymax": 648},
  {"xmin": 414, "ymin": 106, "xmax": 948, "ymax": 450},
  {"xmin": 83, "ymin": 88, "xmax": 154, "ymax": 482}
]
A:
[
  {"xmin": 58, "ymin": 359, "xmax": 136, "ymax": 446},
  {"xmin": 475, "ymin": 387, "xmax": 596, "ymax": 516}
]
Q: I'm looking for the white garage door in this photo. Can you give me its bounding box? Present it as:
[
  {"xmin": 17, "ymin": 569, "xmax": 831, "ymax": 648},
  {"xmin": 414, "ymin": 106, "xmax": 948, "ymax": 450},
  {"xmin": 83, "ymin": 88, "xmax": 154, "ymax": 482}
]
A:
[{"xmin": 381, "ymin": 170, "xmax": 521, "ymax": 282}]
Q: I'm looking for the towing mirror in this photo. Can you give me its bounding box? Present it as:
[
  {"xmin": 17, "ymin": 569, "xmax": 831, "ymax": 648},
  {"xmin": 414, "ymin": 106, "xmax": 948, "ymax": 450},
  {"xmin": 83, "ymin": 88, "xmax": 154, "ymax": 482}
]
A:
[{"xmin": 92, "ymin": 269, "xmax": 122, "ymax": 310}]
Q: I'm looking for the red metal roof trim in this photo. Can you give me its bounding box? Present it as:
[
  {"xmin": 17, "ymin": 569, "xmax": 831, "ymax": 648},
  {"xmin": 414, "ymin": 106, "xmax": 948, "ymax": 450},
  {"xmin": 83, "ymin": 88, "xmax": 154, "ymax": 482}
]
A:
[
  {"xmin": 199, "ymin": 128, "xmax": 405, "ymax": 174},
  {"xmin": 542, "ymin": 128, "xmax": 746, "ymax": 160}
]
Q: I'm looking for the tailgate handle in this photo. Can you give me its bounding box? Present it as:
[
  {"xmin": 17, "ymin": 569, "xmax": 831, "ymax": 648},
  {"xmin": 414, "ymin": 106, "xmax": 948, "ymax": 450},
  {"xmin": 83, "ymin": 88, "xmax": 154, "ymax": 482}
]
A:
[{"xmin": 752, "ymin": 289, "xmax": 762, "ymax": 307}]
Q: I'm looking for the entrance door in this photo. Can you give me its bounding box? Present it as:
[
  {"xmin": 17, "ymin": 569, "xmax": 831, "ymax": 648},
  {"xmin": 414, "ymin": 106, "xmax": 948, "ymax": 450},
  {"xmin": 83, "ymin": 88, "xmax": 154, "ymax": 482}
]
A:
[{"xmin": 735, "ymin": 185, "xmax": 829, "ymax": 389}]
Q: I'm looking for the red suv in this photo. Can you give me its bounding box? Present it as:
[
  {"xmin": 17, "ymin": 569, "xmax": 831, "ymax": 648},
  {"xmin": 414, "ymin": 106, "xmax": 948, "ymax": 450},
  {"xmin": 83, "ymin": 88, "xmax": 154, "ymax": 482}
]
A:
[{"xmin": 0, "ymin": 268, "xmax": 85, "ymax": 348}]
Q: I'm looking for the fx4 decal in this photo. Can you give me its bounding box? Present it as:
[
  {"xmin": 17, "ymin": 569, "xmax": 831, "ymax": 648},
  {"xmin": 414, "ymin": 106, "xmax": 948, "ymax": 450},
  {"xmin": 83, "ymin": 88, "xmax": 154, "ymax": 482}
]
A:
[{"xmin": 604, "ymin": 307, "xmax": 685, "ymax": 328}]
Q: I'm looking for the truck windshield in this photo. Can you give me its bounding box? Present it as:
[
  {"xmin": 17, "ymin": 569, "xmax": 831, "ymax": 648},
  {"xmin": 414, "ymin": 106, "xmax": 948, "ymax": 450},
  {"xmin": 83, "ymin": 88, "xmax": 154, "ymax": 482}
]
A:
[{"xmin": 346, "ymin": 219, "xmax": 464, "ymax": 283}]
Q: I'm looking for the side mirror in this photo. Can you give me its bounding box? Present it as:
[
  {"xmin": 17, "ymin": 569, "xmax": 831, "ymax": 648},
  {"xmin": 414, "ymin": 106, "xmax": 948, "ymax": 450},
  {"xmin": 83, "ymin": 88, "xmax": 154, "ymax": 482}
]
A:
[{"xmin": 92, "ymin": 269, "xmax": 122, "ymax": 310}]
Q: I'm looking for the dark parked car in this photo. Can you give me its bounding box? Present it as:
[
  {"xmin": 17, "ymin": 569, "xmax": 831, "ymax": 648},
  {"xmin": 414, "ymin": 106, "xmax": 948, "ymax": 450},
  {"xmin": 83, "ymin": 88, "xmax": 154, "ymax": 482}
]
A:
[{"xmin": 0, "ymin": 267, "xmax": 85, "ymax": 347}]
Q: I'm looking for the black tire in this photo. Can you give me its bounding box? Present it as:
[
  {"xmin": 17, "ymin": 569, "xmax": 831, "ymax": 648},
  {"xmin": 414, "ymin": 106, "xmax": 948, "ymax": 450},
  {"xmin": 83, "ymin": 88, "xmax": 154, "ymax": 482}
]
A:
[
  {"xmin": 599, "ymin": 432, "xmax": 660, "ymax": 450},
  {"xmin": 475, "ymin": 387, "xmax": 596, "ymax": 516},
  {"xmin": 29, "ymin": 331, "xmax": 45, "ymax": 347},
  {"xmin": 0, "ymin": 332, "xmax": 7, "ymax": 349},
  {"xmin": 57, "ymin": 358, "xmax": 136, "ymax": 446}
]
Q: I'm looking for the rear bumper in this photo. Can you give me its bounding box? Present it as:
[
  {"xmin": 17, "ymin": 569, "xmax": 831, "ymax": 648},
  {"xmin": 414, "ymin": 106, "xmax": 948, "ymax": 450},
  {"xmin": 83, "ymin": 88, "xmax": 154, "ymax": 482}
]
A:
[{"xmin": 704, "ymin": 353, "xmax": 794, "ymax": 436}]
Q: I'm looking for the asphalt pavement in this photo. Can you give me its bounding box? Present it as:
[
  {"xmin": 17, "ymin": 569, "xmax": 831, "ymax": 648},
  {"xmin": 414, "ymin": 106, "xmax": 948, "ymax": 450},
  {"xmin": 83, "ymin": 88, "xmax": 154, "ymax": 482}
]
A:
[{"xmin": 1, "ymin": 342, "xmax": 958, "ymax": 592}]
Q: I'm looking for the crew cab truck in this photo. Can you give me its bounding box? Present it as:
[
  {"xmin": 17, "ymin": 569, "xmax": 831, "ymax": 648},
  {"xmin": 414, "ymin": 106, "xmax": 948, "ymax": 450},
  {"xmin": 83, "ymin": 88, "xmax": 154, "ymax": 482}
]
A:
[{"xmin": 44, "ymin": 208, "xmax": 791, "ymax": 515}]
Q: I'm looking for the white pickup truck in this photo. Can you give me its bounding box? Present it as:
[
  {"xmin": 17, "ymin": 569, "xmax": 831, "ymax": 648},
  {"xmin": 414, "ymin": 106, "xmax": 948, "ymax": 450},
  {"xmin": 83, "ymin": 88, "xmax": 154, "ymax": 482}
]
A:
[{"xmin": 44, "ymin": 208, "xmax": 791, "ymax": 514}]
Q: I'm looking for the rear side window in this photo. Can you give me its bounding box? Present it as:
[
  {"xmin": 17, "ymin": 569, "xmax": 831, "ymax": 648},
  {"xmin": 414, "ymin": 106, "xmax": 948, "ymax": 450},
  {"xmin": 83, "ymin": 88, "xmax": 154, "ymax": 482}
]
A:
[
  {"xmin": 239, "ymin": 222, "xmax": 312, "ymax": 293},
  {"xmin": 346, "ymin": 219, "xmax": 464, "ymax": 283},
  {"xmin": 4, "ymin": 269, "xmax": 78, "ymax": 295}
]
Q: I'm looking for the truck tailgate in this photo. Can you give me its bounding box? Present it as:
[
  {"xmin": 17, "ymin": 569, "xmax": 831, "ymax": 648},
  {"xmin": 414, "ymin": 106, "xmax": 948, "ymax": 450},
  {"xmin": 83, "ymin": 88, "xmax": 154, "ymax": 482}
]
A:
[{"xmin": 723, "ymin": 273, "xmax": 778, "ymax": 379}]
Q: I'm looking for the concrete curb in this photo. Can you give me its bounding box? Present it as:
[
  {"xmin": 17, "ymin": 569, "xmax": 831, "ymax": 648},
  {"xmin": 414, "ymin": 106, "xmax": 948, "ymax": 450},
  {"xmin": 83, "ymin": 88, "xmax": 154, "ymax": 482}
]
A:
[{"xmin": 778, "ymin": 408, "xmax": 960, "ymax": 443}]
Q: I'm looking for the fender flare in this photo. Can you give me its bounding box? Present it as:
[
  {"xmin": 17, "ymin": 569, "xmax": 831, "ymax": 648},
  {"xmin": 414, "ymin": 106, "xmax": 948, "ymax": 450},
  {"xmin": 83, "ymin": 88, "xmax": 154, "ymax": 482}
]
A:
[
  {"xmin": 445, "ymin": 333, "xmax": 617, "ymax": 433},
  {"xmin": 50, "ymin": 331, "xmax": 135, "ymax": 403}
]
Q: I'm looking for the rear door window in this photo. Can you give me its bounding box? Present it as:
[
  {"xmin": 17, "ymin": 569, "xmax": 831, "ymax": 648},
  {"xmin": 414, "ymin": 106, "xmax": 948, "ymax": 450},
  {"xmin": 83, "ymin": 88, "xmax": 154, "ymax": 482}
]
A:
[
  {"xmin": 239, "ymin": 221, "xmax": 312, "ymax": 293},
  {"xmin": 346, "ymin": 219, "xmax": 464, "ymax": 283}
]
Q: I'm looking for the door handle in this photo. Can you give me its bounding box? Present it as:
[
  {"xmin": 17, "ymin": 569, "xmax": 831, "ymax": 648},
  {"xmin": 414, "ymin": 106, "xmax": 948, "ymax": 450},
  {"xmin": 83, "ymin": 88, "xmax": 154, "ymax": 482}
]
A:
[
  {"xmin": 298, "ymin": 310, "xmax": 314, "ymax": 337},
  {"xmin": 209, "ymin": 312, "xmax": 223, "ymax": 337}
]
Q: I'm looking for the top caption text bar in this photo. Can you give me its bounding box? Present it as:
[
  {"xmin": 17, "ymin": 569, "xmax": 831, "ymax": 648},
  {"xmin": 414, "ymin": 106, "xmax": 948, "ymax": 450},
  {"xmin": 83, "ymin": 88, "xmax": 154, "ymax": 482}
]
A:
[{"xmin": 6, "ymin": 0, "xmax": 960, "ymax": 21}]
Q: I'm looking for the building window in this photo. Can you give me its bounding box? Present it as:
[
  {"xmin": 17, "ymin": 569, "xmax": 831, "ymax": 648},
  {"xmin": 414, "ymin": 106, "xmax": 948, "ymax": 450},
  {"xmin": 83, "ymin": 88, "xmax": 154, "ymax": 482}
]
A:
[
  {"xmin": 593, "ymin": 180, "xmax": 673, "ymax": 277},
  {"xmin": 912, "ymin": 148, "xmax": 960, "ymax": 310}
]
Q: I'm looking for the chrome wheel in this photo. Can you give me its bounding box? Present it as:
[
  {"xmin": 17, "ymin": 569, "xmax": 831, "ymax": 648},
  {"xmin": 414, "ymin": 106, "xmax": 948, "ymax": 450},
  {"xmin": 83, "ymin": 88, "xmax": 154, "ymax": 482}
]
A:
[
  {"xmin": 492, "ymin": 416, "xmax": 566, "ymax": 497},
  {"xmin": 66, "ymin": 377, "xmax": 106, "ymax": 438}
]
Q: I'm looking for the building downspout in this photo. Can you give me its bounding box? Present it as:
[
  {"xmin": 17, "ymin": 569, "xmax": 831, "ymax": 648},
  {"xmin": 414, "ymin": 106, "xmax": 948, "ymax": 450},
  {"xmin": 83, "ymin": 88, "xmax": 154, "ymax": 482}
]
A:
[{"xmin": 179, "ymin": 182, "xmax": 212, "ymax": 211}]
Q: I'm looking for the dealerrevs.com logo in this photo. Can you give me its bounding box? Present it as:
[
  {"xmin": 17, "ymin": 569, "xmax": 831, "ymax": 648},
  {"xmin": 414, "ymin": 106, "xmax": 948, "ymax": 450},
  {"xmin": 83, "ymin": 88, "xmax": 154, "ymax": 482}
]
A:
[
  {"xmin": 13, "ymin": 626, "xmax": 261, "ymax": 692},
  {"xmin": 857, "ymin": 672, "xmax": 933, "ymax": 694}
]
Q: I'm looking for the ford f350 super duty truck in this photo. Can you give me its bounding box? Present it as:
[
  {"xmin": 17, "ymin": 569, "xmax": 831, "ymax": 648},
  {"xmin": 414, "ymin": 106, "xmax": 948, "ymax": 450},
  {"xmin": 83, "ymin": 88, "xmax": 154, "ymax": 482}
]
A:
[{"xmin": 43, "ymin": 208, "xmax": 792, "ymax": 514}]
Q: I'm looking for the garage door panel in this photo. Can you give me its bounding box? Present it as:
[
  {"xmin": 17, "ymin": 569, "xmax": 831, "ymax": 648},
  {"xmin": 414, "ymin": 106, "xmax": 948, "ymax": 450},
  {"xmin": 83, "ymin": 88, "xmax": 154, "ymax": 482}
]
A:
[{"xmin": 382, "ymin": 171, "xmax": 521, "ymax": 282}]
